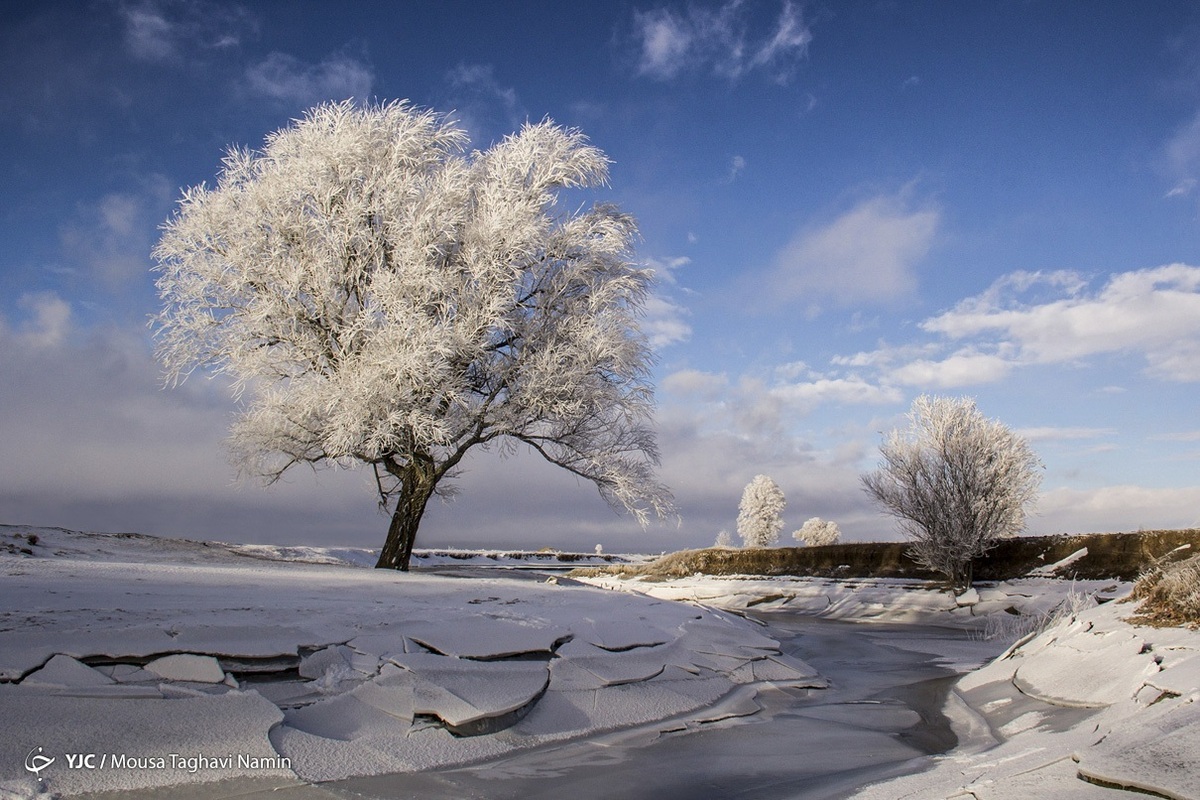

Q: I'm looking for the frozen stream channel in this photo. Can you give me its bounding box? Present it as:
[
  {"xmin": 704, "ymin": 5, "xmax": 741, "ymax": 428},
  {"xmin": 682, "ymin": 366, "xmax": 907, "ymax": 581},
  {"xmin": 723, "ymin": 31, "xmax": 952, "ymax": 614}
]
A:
[{"xmin": 323, "ymin": 615, "xmax": 1008, "ymax": 800}]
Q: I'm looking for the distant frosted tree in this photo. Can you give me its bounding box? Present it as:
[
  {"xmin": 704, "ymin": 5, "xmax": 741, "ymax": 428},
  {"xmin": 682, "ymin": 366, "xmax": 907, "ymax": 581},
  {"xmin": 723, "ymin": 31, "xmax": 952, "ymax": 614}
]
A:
[
  {"xmin": 154, "ymin": 101, "xmax": 674, "ymax": 571},
  {"xmin": 861, "ymin": 395, "xmax": 1042, "ymax": 590},
  {"xmin": 793, "ymin": 517, "xmax": 840, "ymax": 547},
  {"xmin": 736, "ymin": 475, "xmax": 786, "ymax": 548},
  {"xmin": 714, "ymin": 529, "xmax": 733, "ymax": 548}
]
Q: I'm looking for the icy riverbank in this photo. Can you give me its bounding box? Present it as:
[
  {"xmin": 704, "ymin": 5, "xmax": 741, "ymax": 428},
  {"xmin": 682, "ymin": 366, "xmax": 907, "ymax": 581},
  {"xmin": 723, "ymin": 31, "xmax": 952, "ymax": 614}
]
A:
[{"xmin": 580, "ymin": 569, "xmax": 1200, "ymax": 799}]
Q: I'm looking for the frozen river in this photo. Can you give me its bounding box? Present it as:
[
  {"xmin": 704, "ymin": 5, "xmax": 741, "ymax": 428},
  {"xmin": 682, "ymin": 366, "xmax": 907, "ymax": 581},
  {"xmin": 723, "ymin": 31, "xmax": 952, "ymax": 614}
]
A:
[{"xmin": 324, "ymin": 614, "xmax": 1007, "ymax": 800}]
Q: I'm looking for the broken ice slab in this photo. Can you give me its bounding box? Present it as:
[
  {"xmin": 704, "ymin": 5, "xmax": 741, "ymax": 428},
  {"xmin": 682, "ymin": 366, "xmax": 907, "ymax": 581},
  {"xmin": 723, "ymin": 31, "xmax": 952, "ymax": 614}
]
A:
[
  {"xmin": 676, "ymin": 619, "xmax": 782, "ymax": 658},
  {"xmin": 95, "ymin": 663, "xmax": 158, "ymax": 683},
  {"xmin": 387, "ymin": 652, "xmax": 551, "ymax": 735},
  {"xmin": 283, "ymin": 690, "xmax": 406, "ymax": 741},
  {"xmin": 21, "ymin": 654, "xmax": 114, "ymax": 687},
  {"xmin": 1075, "ymin": 699, "xmax": 1200, "ymax": 800},
  {"xmin": 728, "ymin": 654, "xmax": 828, "ymax": 686},
  {"xmin": 299, "ymin": 644, "xmax": 354, "ymax": 679},
  {"xmin": 572, "ymin": 619, "xmax": 672, "ymax": 652},
  {"xmin": 1012, "ymin": 630, "xmax": 1159, "ymax": 708},
  {"xmin": 144, "ymin": 653, "xmax": 226, "ymax": 683},
  {"xmin": 568, "ymin": 652, "xmax": 667, "ymax": 687},
  {"xmin": 1144, "ymin": 652, "xmax": 1200, "ymax": 697},
  {"xmin": 402, "ymin": 617, "xmax": 572, "ymax": 660}
]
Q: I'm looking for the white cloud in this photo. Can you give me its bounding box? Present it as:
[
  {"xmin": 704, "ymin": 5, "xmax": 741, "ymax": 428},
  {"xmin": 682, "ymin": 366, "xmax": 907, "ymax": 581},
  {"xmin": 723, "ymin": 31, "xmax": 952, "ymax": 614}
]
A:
[
  {"xmin": 888, "ymin": 350, "xmax": 1013, "ymax": 388},
  {"xmin": 59, "ymin": 178, "xmax": 172, "ymax": 286},
  {"xmin": 118, "ymin": 0, "xmax": 254, "ymax": 63},
  {"xmin": 768, "ymin": 375, "xmax": 903, "ymax": 410},
  {"xmin": 1015, "ymin": 426, "xmax": 1117, "ymax": 443},
  {"xmin": 661, "ymin": 369, "xmax": 728, "ymax": 399},
  {"xmin": 632, "ymin": 1, "xmax": 811, "ymax": 82},
  {"xmin": 1164, "ymin": 111, "xmax": 1200, "ymax": 199},
  {"xmin": 1166, "ymin": 177, "xmax": 1197, "ymax": 198},
  {"xmin": 642, "ymin": 294, "xmax": 693, "ymax": 348},
  {"xmin": 1032, "ymin": 485, "xmax": 1200, "ymax": 534},
  {"xmin": 769, "ymin": 193, "xmax": 939, "ymax": 307},
  {"xmin": 245, "ymin": 52, "xmax": 374, "ymax": 107},
  {"xmin": 641, "ymin": 256, "xmax": 694, "ymax": 348},
  {"xmin": 1150, "ymin": 430, "xmax": 1200, "ymax": 442},
  {"xmin": 121, "ymin": 2, "xmax": 175, "ymax": 61},
  {"xmin": 645, "ymin": 255, "xmax": 691, "ymax": 286},
  {"xmin": 442, "ymin": 63, "xmax": 527, "ymax": 145},
  {"xmin": 4, "ymin": 292, "xmax": 73, "ymax": 349},
  {"xmin": 726, "ymin": 154, "xmax": 746, "ymax": 182},
  {"xmin": 634, "ymin": 8, "xmax": 693, "ymax": 79},
  {"xmin": 922, "ymin": 264, "xmax": 1200, "ymax": 381}
]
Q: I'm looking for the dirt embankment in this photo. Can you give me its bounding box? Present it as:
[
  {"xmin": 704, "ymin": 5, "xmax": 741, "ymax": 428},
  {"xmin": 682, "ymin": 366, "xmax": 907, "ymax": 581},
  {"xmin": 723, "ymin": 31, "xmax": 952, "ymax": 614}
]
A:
[{"xmin": 574, "ymin": 529, "xmax": 1200, "ymax": 583}]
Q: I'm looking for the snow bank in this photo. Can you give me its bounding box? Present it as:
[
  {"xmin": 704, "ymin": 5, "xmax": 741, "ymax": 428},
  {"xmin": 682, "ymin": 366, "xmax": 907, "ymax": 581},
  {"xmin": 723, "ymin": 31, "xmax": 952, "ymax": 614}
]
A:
[
  {"xmin": 0, "ymin": 526, "xmax": 821, "ymax": 797},
  {"xmin": 577, "ymin": 571, "xmax": 1128, "ymax": 631},
  {"xmin": 581, "ymin": 568, "xmax": 1200, "ymax": 799},
  {"xmin": 850, "ymin": 600, "xmax": 1200, "ymax": 800}
]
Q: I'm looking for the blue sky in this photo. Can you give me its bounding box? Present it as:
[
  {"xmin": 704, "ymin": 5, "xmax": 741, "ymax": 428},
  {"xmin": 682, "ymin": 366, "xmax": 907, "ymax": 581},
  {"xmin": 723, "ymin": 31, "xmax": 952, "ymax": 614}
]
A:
[{"xmin": 3, "ymin": 0, "xmax": 1200, "ymax": 553}]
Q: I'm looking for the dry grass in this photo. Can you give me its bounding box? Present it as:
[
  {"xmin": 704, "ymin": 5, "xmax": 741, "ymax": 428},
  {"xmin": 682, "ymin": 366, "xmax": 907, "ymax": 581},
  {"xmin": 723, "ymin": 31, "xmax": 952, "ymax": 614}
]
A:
[
  {"xmin": 1129, "ymin": 552, "xmax": 1200, "ymax": 629},
  {"xmin": 570, "ymin": 530, "xmax": 1200, "ymax": 586}
]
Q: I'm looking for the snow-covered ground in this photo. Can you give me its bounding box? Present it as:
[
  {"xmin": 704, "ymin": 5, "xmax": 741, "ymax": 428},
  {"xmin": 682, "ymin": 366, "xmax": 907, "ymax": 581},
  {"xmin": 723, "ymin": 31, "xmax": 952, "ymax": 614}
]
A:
[
  {"xmin": 0, "ymin": 526, "xmax": 818, "ymax": 798},
  {"xmin": 580, "ymin": 567, "xmax": 1200, "ymax": 799},
  {"xmin": 3, "ymin": 525, "xmax": 1197, "ymax": 800}
]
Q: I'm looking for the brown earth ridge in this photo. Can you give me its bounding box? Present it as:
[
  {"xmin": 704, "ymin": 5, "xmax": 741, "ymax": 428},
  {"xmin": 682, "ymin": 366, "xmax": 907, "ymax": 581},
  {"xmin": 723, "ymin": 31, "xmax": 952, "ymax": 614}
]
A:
[{"xmin": 574, "ymin": 529, "xmax": 1200, "ymax": 583}]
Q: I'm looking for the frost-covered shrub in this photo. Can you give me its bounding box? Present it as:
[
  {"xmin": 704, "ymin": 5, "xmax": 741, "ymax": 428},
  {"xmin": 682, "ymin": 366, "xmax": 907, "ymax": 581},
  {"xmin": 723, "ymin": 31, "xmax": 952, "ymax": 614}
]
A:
[
  {"xmin": 713, "ymin": 529, "xmax": 734, "ymax": 548},
  {"xmin": 737, "ymin": 475, "xmax": 786, "ymax": 548},
  {"xmin": 793, "ymin": 517, "xmax": 840, "ymax": 547},
  {"xmin": 1131, "ymin": 553, "xmax": 1200, "ymax": 628},
  {"xmin": 861, "ymin": 395, "xmax": 1042, "ymax": 590}
]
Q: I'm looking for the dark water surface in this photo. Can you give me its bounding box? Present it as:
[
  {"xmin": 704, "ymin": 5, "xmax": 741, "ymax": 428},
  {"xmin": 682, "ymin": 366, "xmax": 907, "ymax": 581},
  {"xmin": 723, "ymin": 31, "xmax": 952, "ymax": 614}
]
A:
[{"xmin": 324, "ymin": 614, "xmax": 1006, "ymax": 800}]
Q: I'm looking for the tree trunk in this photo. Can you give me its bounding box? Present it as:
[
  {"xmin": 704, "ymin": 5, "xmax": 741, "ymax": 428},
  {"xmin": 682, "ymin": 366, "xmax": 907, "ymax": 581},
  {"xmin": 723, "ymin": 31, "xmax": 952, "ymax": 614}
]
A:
[{"xmin": 374, "ymin": 462, "xmax": 437, "ymax": 571}]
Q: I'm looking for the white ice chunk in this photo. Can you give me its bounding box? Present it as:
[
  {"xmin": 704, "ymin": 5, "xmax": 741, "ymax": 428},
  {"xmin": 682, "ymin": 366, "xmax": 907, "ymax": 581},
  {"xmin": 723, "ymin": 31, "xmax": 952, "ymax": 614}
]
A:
[
  {"xmin": 1076, "ymin": 700, "xmax": 1200, "ymax": 800},
  {"xmin": 21, "ymin": 654, "xmax": 114, "ymax": 687},
  {"xmin": 1028, "ymin": 547, "xmax": 1089, "ymax": 576},
  {"xmin": 298, "ymin": 644, "xmax": 353, "ymax": 679},
  {"xmin": 404, "ymin": 617, "xmax": 571, "ymax": 659},
  {"xmin": 1144, "ymin": 652, "xmax": 1200, "ymax": 697},
  {"xmin": 1013, "ymin": 630, "xmax": 1159, "ymax": 708},
  {"xmin": 574, "ymin": 619, "xmax": 671, "ymax": 651},
  {"xmin": 570, "ymin": 652, "xmax": 666, "ymax": 687},
  {"xmin": 386, "ymin": 652, "xmax": 551, "ymax": 733},
  {"xmin": 144, "ymin": 653, "xmax": 226, "ymax": 683}
]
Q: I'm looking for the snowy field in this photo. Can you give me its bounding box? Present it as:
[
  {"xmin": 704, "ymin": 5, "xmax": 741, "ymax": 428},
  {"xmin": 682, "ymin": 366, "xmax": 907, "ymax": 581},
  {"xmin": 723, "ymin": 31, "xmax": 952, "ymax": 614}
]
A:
[
  {"xmin": 2, "ymin": 525, "xmax": 1198, "ymax": 799},
  {"xmin": 0, "ymin": 526, "xmax": 819, "ymax": 798}
]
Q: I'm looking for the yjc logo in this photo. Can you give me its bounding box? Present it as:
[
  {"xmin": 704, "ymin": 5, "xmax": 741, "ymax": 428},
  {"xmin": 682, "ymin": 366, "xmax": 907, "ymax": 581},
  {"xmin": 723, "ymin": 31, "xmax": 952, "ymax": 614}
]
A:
[{"xmin": 24, "ymin": 746, "xmax": 54, "ymax": 782}]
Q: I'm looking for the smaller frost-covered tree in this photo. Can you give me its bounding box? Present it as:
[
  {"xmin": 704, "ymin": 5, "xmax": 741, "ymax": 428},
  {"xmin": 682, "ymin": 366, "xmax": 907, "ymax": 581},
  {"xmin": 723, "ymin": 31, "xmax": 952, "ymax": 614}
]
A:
[
  {"xmin": 793, "ymin": 517, "xmax": 840, "ymax": 547},
  {"xmin": 714, "ymin": 529, "xmax": 733, "ymax": 548},
  {"xmin": 861, "ymin": 395, "xmax": 1042, "ymax": 591},
  {"xmin": 736, "ymin": 475, "xmax": 786, "ymax": 548}
]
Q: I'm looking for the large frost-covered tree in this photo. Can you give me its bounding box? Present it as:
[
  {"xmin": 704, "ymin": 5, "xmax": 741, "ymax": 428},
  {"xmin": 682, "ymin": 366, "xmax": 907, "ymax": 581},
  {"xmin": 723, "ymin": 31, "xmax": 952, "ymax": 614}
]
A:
[
  {"xmin": 861, "ymin": 395, "xmax": 1042, "ymax": 590},
  {"xmin": 153, "ymin": 101, "xmax": 674, "ymax": 571},
  {"xmin": 736, "ymin": 475, "xmax": 786, "ymax": 548}
]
